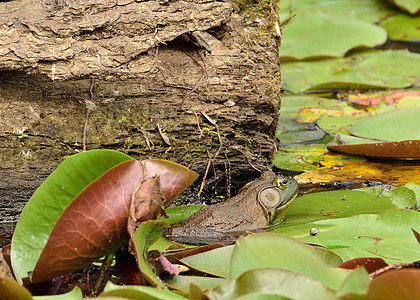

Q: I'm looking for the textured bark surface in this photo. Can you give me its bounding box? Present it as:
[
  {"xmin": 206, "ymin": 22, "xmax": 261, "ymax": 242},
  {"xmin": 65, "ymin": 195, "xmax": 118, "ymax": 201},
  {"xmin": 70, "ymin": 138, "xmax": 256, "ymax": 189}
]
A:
[{"xmin": 0, "ymin": 0, "xmax": 281, "ymax": 246}]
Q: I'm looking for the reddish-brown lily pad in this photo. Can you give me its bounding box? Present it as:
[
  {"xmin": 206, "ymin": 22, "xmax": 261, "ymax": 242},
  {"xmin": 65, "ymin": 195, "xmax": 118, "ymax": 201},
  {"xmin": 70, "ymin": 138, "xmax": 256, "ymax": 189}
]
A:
[
  {"xmin": 328, "ymin": 139, "xmax": 420, "ymax": 159},
  {"xmin": 31, "ymin": 160, "xmax": 143, "ymax": 283},
  {"xmin": 367, "ymin": 269, "xmax": 420, "ymax": 299},
  {"xmin": 143, "ymin": 159, "xmax": 199, "ymax": 206}
]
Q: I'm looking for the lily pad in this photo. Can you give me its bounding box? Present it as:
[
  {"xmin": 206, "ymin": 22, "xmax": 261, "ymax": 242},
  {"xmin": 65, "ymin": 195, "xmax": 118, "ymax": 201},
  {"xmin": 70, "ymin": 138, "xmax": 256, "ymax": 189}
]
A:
[
  {"xmin": 33, "ymin": 287, "xmax": 83, "ymax": 299},
  {"xmin": 282, "ymin": 50, "xmax": 420, "ymax": 93},
  {"xmin": 380, "ymin": 14, "xmax": 420, "ymax": 41},
  {"xmin": 280, "ymin": 15, "xmax": 387, "ymax": 60},
  {"xmin": 230, "ymin": 234, "xmax": 351, "ymax": 290},
  {"xmin": 180, "ymin": 245, "xmax": 234, "ymax": 278},
  {"xmin": 386, "ymin": 0, "xmax": 420, "ymax": 14},
  {"xmin": 328, "ymin": 139, "xmax": 420, "ymax": 159},
  {"xmin": 273, "ymin": 144, "xmax": 365, "ymax": 172},
  {"xmin": 165, "ymin": 275, "xmax": 226, "ymax": 293},
  {"xmin": 274, "ymin": 209, "xmax": 420, "ymax": 264},
  {"xmin": 160, "ymin": 205, "xmax": 203, "ymax": 225},
  {"xmin": 278, "ymin": 187, "xmax": 416, "ymax": 227},
  {"xmin": 336, "ymin": 267, "xmax": 371, "ymax": 299},
  {"xmin": 296, "ymin": 162, "xmax": 420, "ymax": 187},
  {"xmin": 349, "ymin": 107, "xmax": 420, "ymax": 141},
  {"xmin": 206, "ymin": 268, "xmax": 337, "ymax": 300},
  {"xmin": 100, "ymin": 282, "xmax": 184, "ymax": 300},
  {"xmin": 132, "ymin": 221, "xmax": 171, "ymax": 288},
  {"xmin": 11, "ymin": 150, "xmax": 132, "ymax": 284},
  {"xmin": 367, "ymin": 269, "xmax": 420, "ymax": 299},
  {"xmin": 278, "ymin": 0, "xmax": 396, "ymax": 24}
]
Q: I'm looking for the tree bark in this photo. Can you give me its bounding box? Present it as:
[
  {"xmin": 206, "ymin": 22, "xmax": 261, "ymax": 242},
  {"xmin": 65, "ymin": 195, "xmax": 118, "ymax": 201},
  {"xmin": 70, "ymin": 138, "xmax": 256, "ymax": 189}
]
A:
[{"xmin": 0, "ymin": 0, "xmax": 281, "ymax": 246}]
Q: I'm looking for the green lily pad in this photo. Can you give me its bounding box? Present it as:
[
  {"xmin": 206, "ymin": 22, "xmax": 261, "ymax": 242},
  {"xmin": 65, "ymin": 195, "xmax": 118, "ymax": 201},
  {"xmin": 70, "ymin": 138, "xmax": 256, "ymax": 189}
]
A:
[
  {"xmin": 180, "ymin": 245, "xmax": 234, "ymax": 278},
  {"xmin": 100, "ymin": 282, "xmax": 185, "ymax": 299},
  {"xmin": 387, "ymin": 0, "xmax": 420, "ymax": 14},
  {"xmin": 206, "ymin": 268, "xmax": 337, "ymax": 300},
  {"xmin": 336, "ymin": 267, "xmax": 371, "ymax": 299},
  {"xmin": 380, "ymin": 13, "xmax": 420, "ymax": 41},
  {"xmin": 273, "ymin": 144, "xmax": 365, "ymax": 172},
  {"xmin": 282, "ymin": 50, "xmax": 420, "ymax": 93},
  {"xmin": 277, "ymin": 130, "xmax": 325, "ymax": 145},
  {"xmin": 278, "ymin": 0, "xmax": 396, "ymax": 24},
  {"xmin": 159, "ymin": 205, "xmax": 203, "ymax": 224},
  {"xmin": 317, "ymin": 116, "xmax": 362, "ymax": 135},
  {"xmin": 230, "ymin": 234, "xmax": 351, "ymax": 290},
  {"xmin": 274, "ymin": 209, "xmax": 420, "ymax": 264},
  {"xmin": 280, "ymin": 15, "xmax": 387, "ymax": 60},
  {"xmin": 33, "ymin": 287, "xmax": 83, "ymax": 299},
  {"xmin": 11, "ymin": 150, "xmax": 132, "ymax": 284},
  {"xmin": 132, "ymin": 221, "xmax": 171, "ymax": 288},
  {"xmin": 349, "ymin": 107, "xmax": 420, "ymax": 141},
  {"xmin": 278, "ymin": 187, "xmax": 416, "ymax": 227},
  {"xmin": 165, "ymin": 275, "xmax": 226, "ymax": 293}
]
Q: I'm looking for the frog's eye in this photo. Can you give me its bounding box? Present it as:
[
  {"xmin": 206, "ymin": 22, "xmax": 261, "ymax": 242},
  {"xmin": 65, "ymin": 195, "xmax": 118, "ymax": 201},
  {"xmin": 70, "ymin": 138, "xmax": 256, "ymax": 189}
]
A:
[
  {"xmin": 258, "ymin": 187, "xmax": 282, "ymax": 210},
  {"xmin": 274, "ymin": 177, "xmax": 289, "ymax": 189}
]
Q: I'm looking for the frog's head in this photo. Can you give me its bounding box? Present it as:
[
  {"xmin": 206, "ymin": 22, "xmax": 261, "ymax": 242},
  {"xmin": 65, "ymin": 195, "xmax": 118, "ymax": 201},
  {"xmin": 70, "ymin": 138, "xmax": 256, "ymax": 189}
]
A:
[{"xmin": 257, "ymin": 171, "xmax": 298, "ymax": 226}]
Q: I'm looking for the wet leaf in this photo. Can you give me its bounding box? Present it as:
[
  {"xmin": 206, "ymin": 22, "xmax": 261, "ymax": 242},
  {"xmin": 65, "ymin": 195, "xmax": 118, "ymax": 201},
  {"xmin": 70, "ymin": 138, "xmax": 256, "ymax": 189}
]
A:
[
  {"xmin": 386, "ymin": 0, "xmax": 420, "ymax": 14},
  {"xmin": 11, "ymin": 150, "xmax": 132, "ymax": 284},
  {"xmin": 165, "ymin": 276, "xmax": 226, "ymax": 293},
  {"xmin": 132, "ymin": 220, "xmax": 170, "ymax": 288},
  {"xmin": 367, "ymin": 269, "xmax": 420, "ymax": 299},
  {"xmin": 143, "ymin": 159, "xmax": 199, "ymax": 206},
  {"xmin": 180, "ymin": 245, "xmax": 234, "ymax": 278},
  {"xmin": 206, "ymin": 268, "xmax": 337, "ymax": 300},
  {"xmin": 230, "ymin": 234, "xmax": 351, "ymax": 289},
  {"xmin": 349, "ymin": 108, "xmax": 420, "ymax": 141},
  {"xmin": 277, "ymin": 187, "xmax": 416, "ymax": 228},
  {"xmin": 31, "ymin": 160, "xmax": 143, "ymax": 283},
  {"xmin": 328, "ymin": 139, "xmax": 420, "ymax": 159},
  {"xmin": 274, "ymin": 209, "xmax": 420, "ymax": 264},
  {"xmin": 380, "ymin": 14, "xmax": 420, "ymax": 41},
  {"xmin": 282, "ymin": 50, "xmax": 420, "ymax": 93},
  {"xmin": 280, "ymin": 15, "xmax": 387, "ymax": 60},
  {"xmin": 128, "ymin": 176, "xmax": 165, "ymax": 238},
  {"xmin": 0, "ymin": 277, "xmax": 32, "ymax": 300},
  {"xmin": 100, "ymin": 281, "xmax": 185, "ymax": 299},
  {"xmin": 296, "ymin": 162, "xmax": 420, "ymax": 187}
]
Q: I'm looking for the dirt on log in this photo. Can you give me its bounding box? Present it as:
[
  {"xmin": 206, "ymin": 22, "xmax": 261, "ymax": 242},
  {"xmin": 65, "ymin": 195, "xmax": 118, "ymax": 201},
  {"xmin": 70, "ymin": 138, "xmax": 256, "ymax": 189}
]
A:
[{"xmin": 0, "ymin": 0, "xmax": 281, "ymax": 246}]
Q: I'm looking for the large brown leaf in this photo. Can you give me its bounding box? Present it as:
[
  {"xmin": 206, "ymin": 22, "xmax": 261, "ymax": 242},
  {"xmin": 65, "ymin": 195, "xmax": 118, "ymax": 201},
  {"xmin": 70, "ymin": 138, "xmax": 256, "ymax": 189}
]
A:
[
  {"xmin": 31, "ymin": 160, "xmax": 143, "ymax": 283},
  {"xmin": 328, "ymin": 140, "xmax": 420, "ymax": 159},
  {"xmin": 143, "ymin": 159, "xmax": 199, "ymax": 206},
  {"xmin": 127, "ymin": 176, "xmax": 165, "ymax": 238}
]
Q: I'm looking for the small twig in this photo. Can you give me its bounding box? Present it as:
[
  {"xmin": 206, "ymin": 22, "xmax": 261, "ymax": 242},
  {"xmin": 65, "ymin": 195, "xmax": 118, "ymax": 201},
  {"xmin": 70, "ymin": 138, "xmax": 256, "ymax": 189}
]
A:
[
  {"xmin": 230, "ymin": 145, "xmax": 262, "ymax": 173},
  {"xmin": 223, "ymin": 149, "xmax": 231, "ymax": 199},
  {"xmin": 91, "ymin": 253, "xmax": 114, "ymax": 297},
  {"xmin": 82, "ymin": 79, "xmax": 95, "ymax": 152},
  {"xmin": 82, "ymin": 111, "xmax": 89, "ymax": 152},
  {"xmin": 196, "ymin": 50, "xmax": 209, "ymax": 101},
  {"xmin": 197, "ymin": 123, "xmax": 223, "ymax": 199},
  {"xmin": 177, "ymin": 45, "xmax": 207, "ymax": 106}
]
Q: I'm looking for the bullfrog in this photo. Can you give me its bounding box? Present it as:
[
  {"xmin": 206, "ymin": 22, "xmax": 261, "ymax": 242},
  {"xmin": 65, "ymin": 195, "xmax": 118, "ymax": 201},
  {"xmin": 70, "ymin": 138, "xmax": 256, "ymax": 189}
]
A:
[{"xmin": 169, "ymin": 171, "xmax": 298, "ymax": 244}]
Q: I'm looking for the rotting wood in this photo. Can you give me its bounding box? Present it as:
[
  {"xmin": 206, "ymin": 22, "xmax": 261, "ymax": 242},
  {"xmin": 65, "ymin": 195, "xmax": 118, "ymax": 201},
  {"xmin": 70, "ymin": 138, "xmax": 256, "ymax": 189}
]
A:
[{"xmin": 0, "ymin": 0, "xmax": 281, "ymax": 246}]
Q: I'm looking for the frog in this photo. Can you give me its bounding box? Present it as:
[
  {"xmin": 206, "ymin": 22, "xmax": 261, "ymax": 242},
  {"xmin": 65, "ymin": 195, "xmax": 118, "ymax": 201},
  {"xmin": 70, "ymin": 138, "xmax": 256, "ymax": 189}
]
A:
[{"xmin": 169, "ymin": 171, "xmax": 298, "ymax": 244}]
